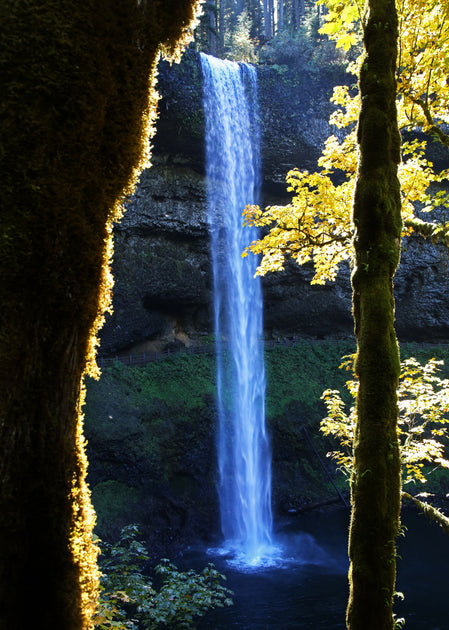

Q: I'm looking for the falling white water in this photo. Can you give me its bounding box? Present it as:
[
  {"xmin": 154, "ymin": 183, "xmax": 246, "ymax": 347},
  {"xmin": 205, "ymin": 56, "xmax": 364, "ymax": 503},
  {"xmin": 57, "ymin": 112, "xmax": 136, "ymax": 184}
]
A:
[{"xmin": 200, "ymin": 53, "xmax": 275, "ymax": 567}]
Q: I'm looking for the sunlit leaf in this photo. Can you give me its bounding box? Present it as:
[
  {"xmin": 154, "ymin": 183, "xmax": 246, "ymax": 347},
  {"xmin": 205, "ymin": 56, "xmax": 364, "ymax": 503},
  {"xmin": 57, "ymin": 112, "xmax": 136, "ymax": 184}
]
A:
[
  {"xmin": 244, "ymin": 0, "xmax": 449, "ymax": 282},
  {"xmin": 320, "ymin": 356, "xmax": 449, "ymax": 487}
]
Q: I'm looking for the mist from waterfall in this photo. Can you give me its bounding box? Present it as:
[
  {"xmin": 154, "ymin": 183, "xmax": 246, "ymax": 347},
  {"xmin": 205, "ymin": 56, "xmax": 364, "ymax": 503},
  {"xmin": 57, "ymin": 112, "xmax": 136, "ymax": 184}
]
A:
[{"xmin": 200, "ymin": 53, "xmax": 275, "ymax": 567}]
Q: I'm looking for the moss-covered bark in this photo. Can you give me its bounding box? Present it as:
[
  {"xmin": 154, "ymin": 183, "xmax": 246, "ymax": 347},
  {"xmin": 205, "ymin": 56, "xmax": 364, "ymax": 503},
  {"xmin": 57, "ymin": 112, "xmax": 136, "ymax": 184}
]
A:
[
  {"xmin": 348, "ymin": 0, "xmax": 402, "ymax": 628},
  {"xmin": 0, "ymin": 1, "xmax": 200, "ymax": 628}
]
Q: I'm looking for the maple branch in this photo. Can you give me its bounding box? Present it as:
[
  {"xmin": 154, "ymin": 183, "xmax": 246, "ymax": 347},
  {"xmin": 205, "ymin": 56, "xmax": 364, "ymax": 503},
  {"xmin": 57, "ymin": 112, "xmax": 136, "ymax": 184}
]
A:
[
  {"xmin": 404, "ymin": 216, "xmax": 449, "ymax": 246},
  {"xmin": 408, "ymin": 95, "xmax": 449, "ymax": 148},
  {"xmin": 402, "ymin": 491, "xmax": 449, "ymax": 535},
  {"xmin": 281, "ymin": 224, "xmax": 350, "ymax": 249}
]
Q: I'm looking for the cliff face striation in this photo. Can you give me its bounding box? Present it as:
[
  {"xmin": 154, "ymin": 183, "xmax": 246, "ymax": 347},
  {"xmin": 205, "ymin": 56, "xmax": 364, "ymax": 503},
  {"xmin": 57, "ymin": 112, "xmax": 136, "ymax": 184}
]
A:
[{"xmin": 99, "ymin": 50, "xmax": 449, "ymax": 356}]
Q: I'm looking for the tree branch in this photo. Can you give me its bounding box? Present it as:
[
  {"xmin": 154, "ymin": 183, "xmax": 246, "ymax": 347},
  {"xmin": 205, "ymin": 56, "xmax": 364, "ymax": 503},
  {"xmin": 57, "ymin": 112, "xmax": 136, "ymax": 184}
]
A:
[
  {"xmin": 404, "ymin": 216, "xmax": 449, "ymax": 246},
  {"xmin": 402, "ymin": 491, "xmax": 449, "ymax": 534},
  {"xmin": 408, "ymin": 95, "xmax": 449, "ymax": 148}
]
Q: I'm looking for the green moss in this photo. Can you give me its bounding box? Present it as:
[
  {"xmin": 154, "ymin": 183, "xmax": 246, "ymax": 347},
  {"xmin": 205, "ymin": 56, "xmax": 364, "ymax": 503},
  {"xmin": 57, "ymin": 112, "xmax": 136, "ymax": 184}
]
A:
[
  {"xmin": 92, "ymin": 481, "xmax": 141, "ymax": 541},
  {"xmin": 265, "ymin": 340, "xmax": 356, "ymax": 420}
]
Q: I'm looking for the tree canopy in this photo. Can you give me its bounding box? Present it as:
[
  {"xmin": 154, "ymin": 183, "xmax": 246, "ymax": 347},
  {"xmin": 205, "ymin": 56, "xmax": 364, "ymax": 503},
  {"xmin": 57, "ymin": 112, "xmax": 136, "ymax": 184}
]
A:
[
  {"xmin": 195, "ymin": 0, "xmax": 324, "ymax": 58},
  {"xmin": 243, "ymin": 0, "xmax": 449, "ymax": 283}
]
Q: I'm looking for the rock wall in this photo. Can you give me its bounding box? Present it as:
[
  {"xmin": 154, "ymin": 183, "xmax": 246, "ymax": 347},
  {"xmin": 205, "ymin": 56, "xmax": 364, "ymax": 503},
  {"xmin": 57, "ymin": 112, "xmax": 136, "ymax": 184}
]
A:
[
  {"xmin": 90, "ymin": 52, "xmax": 449, "ymax": 551},
  {"xmin": 99, "ymin": 50, "xmax": 449, "ymax": 356}
]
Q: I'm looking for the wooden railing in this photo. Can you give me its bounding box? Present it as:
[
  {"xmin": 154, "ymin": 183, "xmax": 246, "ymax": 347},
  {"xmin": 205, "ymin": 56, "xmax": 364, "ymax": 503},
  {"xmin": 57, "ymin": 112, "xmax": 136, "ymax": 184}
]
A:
[
  {"xmin": 97, "ymin": 337, "xmax": 318, "ymax": 368},
  {"xmin": 98, "ymin": 338, "xmax": 447, "ymax": 369},
  {"xmin": 98, "ymin": 343, "xmax": 216, "ymax": 368}
]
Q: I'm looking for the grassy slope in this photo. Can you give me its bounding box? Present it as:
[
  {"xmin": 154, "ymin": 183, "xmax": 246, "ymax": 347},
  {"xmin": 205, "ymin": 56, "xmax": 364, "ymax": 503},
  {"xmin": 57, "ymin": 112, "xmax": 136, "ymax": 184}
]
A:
[{"xmin": 84, "ymin": 340, "xmax": 449, "ymax": 540}]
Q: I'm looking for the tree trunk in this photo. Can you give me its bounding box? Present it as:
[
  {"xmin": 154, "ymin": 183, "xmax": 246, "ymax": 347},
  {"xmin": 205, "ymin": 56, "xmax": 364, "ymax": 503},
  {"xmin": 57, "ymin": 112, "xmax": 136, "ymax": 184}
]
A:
[
  {"xmin": 269, "ymin": 0, "xmax": 275, "ymax": 36},
  {"xmin": 219, "ymin": 0, "xmax": 226, "ymax": 53},
  {"xmin": 347, "ymin": 0, "xmax": 402, "ymax": 628},
  {"xmin": 0, "ymin": 1, "xmax": 200, "ymax": 628},
  {"xmin": 292, "ymin": 0, "xmax": 302, "ymax": 29},
  {"xmin": 208, "ymin": 0, "xmax": 217, "ymax": 55},
  {"xmin": 277, "ymin": 0, "xmax": 284, "ymax": 32},
  {"xmin": 262, "ymin": 0, "xmax": 273, "ymax": 38}
]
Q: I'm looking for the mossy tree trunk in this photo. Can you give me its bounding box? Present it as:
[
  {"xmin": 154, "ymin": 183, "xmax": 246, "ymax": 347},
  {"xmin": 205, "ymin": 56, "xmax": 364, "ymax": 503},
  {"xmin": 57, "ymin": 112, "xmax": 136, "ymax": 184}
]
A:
[
  {"xmin": 0, "ymin": 1, "xmax": 199, "ymax": 629},
  {"xmin": 347, "ymin": 0, "xmax": 402, "ymax": 628}
]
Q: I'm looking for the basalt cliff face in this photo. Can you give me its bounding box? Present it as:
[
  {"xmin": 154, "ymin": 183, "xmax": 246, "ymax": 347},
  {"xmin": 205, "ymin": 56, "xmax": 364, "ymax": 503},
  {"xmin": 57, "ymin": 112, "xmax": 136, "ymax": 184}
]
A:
[
  {"xmin": 89, "ymin": 52, "xmax": 449, "ymax": 552},
  {"xmin": 99, "ymin": 51, "xmax": 449, "ymax": 356}
]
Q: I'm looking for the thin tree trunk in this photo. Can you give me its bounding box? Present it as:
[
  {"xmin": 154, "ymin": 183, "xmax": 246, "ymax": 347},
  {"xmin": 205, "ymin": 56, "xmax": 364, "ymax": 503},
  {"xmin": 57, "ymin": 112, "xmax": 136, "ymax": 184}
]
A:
[
  {"xmin": 293, "ymin": 0, "xmax": 302, "ymax": 28},
  {"xmin": 219, "ymin": 0, "xmax": 225, "ymax": 53},
  {"xmin": 277, "ymin": 0, "xmax": 284, "ymax": 32},
  {"xmin": 269, "ymin": 0, "xmax": 275, "ymax": 36},
  {"xmin": 347, "ymin": 0, "xmax": 402, "ymax": 628},
  {"xmin": 208, "ymin": 0, "xmax": 217, "ymax": 54},
  {"xmin": 262, "ymin": 0, "xmax": 273, "ymax": 38}
]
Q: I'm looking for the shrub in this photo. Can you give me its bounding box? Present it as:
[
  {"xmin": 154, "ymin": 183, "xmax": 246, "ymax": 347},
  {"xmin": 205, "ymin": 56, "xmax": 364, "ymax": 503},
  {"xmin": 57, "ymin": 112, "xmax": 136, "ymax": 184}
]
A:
[{"xmin": 93, "ymin": 525, "xmax": 233, "ymax": 630}]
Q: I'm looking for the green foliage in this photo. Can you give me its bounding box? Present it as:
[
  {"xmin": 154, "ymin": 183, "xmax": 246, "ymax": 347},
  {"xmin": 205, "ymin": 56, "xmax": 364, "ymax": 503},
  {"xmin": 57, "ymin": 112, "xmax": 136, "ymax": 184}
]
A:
[
  {"xmin": 226, "ymin": 9, "xmax": 258, "ymax": 62},
  {"xmin": 320, "ymin": 355, "xmax": 449, "ymax": 487},
  {"xmin": 150, "ymin": 560, "xmax": 233, "ymax": 629},
  {"xmin": 94, "ymin": 525, "xmax": 152, "ymax": 630},
  {"xmin": 259, "ymin": 25, "xmax": 346, "ymax": 71},
  {"xmin": 93, "ymin": 525, "xmax": 232, "ymax": 630},
  {"xmin": 91, "ymin": 482, "xmax": 142, "ymax": 540}
]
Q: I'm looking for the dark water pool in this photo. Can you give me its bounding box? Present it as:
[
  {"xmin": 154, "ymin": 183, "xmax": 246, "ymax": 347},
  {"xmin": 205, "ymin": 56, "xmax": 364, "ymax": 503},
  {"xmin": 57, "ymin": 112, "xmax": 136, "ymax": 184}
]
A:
[{"xmin": 177, "ymin": 508, "xmax": 449, "ymax": 629}]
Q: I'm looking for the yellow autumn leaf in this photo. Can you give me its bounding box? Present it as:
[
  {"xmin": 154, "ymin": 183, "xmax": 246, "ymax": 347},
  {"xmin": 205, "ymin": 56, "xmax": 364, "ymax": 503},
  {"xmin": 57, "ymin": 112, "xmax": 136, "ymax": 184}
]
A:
[{"xmin": 244, "ymin": 0, "xmax": 449, "ymax": 283}]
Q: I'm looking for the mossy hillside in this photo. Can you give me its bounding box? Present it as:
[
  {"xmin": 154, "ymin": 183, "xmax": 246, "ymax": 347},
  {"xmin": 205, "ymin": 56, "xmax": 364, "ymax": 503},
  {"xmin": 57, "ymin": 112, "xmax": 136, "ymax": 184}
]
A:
[
  {"xmin": 85, "ymin": 341, "xmax": 354, "ymax": 542},
  {"xmin": 84, "ymin": 355, "xmax": 218, "ymax": 545},
  {"xmin": 85, "ymin": 340, "xmax": 449, "ymax": 544},
  {"xmin": 265, "ymin": 340, "xmax": 356, "ymax": 419},
  {"xmin": 265, "ymin": 340, "xmax": 356, "ymax": 507}
]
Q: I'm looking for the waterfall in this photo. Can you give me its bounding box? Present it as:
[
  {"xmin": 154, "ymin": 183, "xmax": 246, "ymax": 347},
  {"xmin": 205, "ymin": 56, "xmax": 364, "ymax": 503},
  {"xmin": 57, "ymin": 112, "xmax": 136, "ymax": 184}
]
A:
[{"xmin": 200, "ymin": 53, "xmax": 274, "ymax": 566}]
